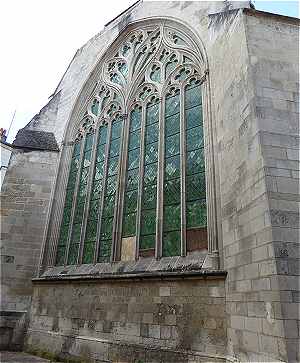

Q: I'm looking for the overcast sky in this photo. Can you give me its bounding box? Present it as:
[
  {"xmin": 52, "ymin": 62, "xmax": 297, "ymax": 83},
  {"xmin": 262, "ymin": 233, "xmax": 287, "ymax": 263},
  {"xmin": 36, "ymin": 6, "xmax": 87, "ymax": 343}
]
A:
[{"xmin": 1, "ymin": 0, "xmax": 298, "ymax": 143}]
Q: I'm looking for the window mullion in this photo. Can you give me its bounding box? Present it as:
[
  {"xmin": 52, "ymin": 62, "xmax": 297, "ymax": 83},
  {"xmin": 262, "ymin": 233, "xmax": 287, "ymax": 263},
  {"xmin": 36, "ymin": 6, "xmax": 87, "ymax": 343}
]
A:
[
  {"xmin": 135, "ymin": 105, "xmax": 146, "ymax": 260},
  {"xmin": 180, "ymin": 87, "xmax": 187, "ymax": 257},
  {"xmin": 64, "ymin": 136, "xmax": 85, "ymax": 265},
  {"xmin": 156, "ymin": 98, "xmax": 164, "ymax": 259},
  {"xmin": 94, "ymin": 123, "xmax": 112, "ymax": 263},
  {"xmin": 78, "ymin": 128, "xmax": 98, "ymax": 264}
]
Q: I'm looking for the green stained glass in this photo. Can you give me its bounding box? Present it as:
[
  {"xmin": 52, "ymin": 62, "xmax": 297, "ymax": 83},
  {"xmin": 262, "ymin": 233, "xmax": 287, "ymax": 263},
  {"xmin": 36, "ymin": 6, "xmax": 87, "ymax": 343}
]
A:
[
  {"xmin": 130, "ymin": 109, "xmax": 141, "ymax": 131},
  {"xmin": 111, "ymin": 73, "xmax": 123, "ymax": 85},
  {"xmin": 67, "ymin": 243, "xmax": 79, "ymax": 265},
  {"xmin": 140, "ymin": 234, "xmax": 155, "ymax": 250},
  {"xmin": 85, "ymin": 220, "xmax": 97, "ymax": 240},
  {"xmin": 118, "ymin": 62, "xmax": 128, "ymax": 78},
  {"xmin": 186, "ymin": 106, "xmax": 203, "ymax": 130},
  {"xmin": 65, "ymin": 188, "xmax": 74, "ymax": 206},
  {"xmin": 185, "ymin": 85, "xmax": 202, "ymax": 108},
  {"xmin": 102, "ymin": 195, "xmax": 115, "ymax": 218},
  {"xmin": 142, "ymin": 184, "xmax": 157, "ymax": 210},
  {"xmin": 101, "ymin": 95, "xmax": 110, "ymax": 111},
  {"xmin": 127, "ymin": 149, "xmax": 140, "ymax": 170},
  {"xmin": 100, "ymin": 217, "xmax": 113, "ymax": 239},
  {"xmin": 144, "ymin": 142, "xmax": 158, "ymax": 164},
  {"xmin": 61, "ymin": 207, "xmax": 72, "ymax": 225},
  {"xmin": 186, "ymin": 126, "xmax": 204, "ymax": 151},
  {"xmin": 165, "ymin": 155, "xmax": 180, "ymax": 180},
  {"xmin": 146, "ymin": 104, "xmax": 159, "ymax": 125},
  {"xmin": 91, "ymin": 179, "xmax": 102, "ymax": 199},
  {"xmin": 122, "ymin": 43, "xmax": 131, "ymax": 57},
  {"xmin": 165, "ymin": 94, "xmax": 180, "ymax": 116},
  {"xmin": 73, "ymin": 204, "xmax": 84, "ymax": 224},
  {"xmin": 70, "ymin": 156, "xmax": 80, "ymax": 173},
  {"xmin": 105, "ymin": 175, "xmax": 117, "ymax": 196},
  {"xmin": 67, "ymin": 171, "xmax": 77, "ymax": 189},
  {"xmin": 144, "ymin": 163, "xmax": 157, "ymax": 185},
  {"xmin": 94, "ymin": 162, "xmax": 104, "ymax": 180},
  {"xmin": 83, "ymin": 152, "xmax": 92, "ymax": 167},
  {"xmin": 111, "ymin": 121, "xmax": 122, "ymax": 140},
  {"xmin": 89, "ymin": 200, "xmax": 99, "ymax": 220},
  {"xmin": 164, "ymin": 179, "xmax": 181, "ymax": 205},
  {"xmin": 145, "ymin": 123, "xmax": 159, "ymax": 144},
  {"xmin": 58, "ymin": 225, "xmax": 69, "ymax": 245},
  {"xmin": 150, "ymin": 68, "xmax": 161, "ymax": 83},
  {"xmin": 71, "ymin": 223, "xmax": 82, "ymax": 243},
  {"xmin": 141, "ymin": 209, "xmax": 156, "ymax": 235},
  {"xmin": 173, "ymin": 35, "xmax": 186, "ymax": 46},
  {"xmin": 164, "ymin": 204, "xmax": 181, "ymax": 231},
  {"xmin": 186, "ymin": 173, "xmax": 206, "ymax": 201},
  {"xmin": 96, "ymin": 143, "xmax": 106, "ymax": 162},
  {"xmin": 186, "ymin": 200, "xmax": 207, "ymax": 228},
  {"xmin": 56, "ymin": 246, "xmax": 65, "ymax": 265},
  {"xmin": 128, "ymin": 130, "xmax": 141, "ymax": 150},
  {"xmin": 186, "ymin": 149, "xmax": 205, "ymax": 175},
  {"xmin": 163, "ymin": 230, "xmax": 180, "ymax": 257},
  {"xmin": 122, "ymin": 213, "xmax": 136, "ymax": 237},
  {"xmin": 165, "ymin": 134, "xmax": 180, "ymax": 157},
  {"xmin": 99, "ymin": 239, "xmax": 111, "ymax": 261},
  {"xmin": 98, "ymin": 126, "xmax": 107, "ymax": 145},
  {"xmin": 165, "ymin": 61, "xmax": 177, "ymax": 78},
  {"xmin": 165, "ymin": 114, "xmax": 180, "ymax": 137},
  {"xmin": 126, "ymin": 168, "xmax": 139, "ymax": 191},
  {"xmin": 109, "ymin": 138, "xmax": 120, "ymax": 158},
  {"xmin": 124, "ymin": 190, "xmax": 138, "ymax": 213},
  {"xmin": 80, "ymin": 167, "xmax": 89, "ymax": 185},
  {"xmin": 91, "ymin": 99, "xmax": 99, "ymax": 115},
  {"xmin": 82, "ymin": 242, "xmax": 95, "ymax": 264},
  {"xmin": 73, "ymin": 141, "xmax": 81, "ymax": 156},
  {"xmin": 108, "ymin": 156, "xmax": 119, "ymax": 176},
  {"xmin": 85, "ymin": 134, "xmax": 94, "ymax": 151}
]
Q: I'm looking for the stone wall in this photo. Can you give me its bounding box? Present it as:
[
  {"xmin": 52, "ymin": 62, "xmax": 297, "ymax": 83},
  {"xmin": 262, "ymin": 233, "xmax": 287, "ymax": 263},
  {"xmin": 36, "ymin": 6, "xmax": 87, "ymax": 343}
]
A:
[{"xmin": 26, "ymin": 277, "xmax": 227, "ymax": 362}]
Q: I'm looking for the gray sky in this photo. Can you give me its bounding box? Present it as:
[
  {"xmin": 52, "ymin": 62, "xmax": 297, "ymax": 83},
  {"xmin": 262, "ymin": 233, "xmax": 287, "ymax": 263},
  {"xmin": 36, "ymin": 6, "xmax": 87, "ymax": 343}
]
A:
[{"xmin": 1, "ymin": 0, "xmax": 298, "ymax": 143}]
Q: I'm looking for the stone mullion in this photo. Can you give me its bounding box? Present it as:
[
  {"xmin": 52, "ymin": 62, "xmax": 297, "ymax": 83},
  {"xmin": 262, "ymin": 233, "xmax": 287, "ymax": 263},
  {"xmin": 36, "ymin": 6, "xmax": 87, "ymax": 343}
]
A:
[
  {"xmin": 135, "ymin": 105, "xmax": 146, "ymax": 260},
  {"xmin": 94, "ymin": 123, "xmax": 112, "ymax": 263},
  {"xmin": 202, "ymin": 77, "xmax": 219, "ymax": 269},
  {"xmin": 113, "ymin": 114, "xmax": 129, "ymax": 261},
  {"xmin": 111, "ymin": 117, "xmax": 125, "ymax": 262},
  {"xmin": 64, "ymin": 136, "xmax": 86, "ymax": 265},
  {"xmin": 78, "ymin": 129, "xmax": 98, "ymax": 264},
  {"xmin": 155, "ymin": 97, "xmax": 164, "ymax": 259},
  {"xmin": 180, "ymin": 87, "xmax": 187, "ymax": 257},
  {"xmin": 41, "ymin": 142, "xmax": 73, "ymax": 272}
]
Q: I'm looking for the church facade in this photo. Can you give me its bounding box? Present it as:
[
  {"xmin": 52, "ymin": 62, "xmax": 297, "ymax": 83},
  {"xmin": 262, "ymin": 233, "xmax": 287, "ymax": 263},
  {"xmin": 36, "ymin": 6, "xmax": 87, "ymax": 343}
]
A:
[{"xmin": 1, "ymin": 2, "xmax": 299, "ymax": 362}]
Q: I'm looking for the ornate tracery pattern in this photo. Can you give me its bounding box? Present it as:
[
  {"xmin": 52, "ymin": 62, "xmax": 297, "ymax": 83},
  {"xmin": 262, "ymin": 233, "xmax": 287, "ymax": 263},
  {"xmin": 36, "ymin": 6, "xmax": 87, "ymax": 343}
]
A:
[{"xmin": 53, "ymin": 22, "xmax": 209, "ymax": 266}]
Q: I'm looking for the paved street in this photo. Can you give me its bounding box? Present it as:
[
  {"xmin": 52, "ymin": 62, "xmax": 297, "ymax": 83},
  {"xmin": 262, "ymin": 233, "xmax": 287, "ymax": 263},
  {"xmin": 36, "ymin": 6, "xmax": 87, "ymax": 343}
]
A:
[{"xmin": 0, "ymin": 351, "xmax": 58, "ymax": 363}]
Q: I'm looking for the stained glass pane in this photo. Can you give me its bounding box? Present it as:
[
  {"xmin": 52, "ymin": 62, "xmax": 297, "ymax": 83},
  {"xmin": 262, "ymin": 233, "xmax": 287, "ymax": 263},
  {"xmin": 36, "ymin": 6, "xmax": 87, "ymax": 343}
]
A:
[
  {"xmin": 164, "ymin": 204, "xmax": 181, "ymax": 231},
  {"xmin": 142, "ymin": 184, "xmax": 157, "ymax": 210},
  {"xmin": 91, "ymin": 179, "xmax": 102, "ymax": 199},
  {"xmin": 146, "ymin": 104, "xmax": 159, "ymax": 125},
  {"xmin": 186, "ymin": 200, "xmax": 207, "ymax": 228},
  {"xmin": 102, "ymin": 195, "xmax": 115, "ymax": 218},
  {"xmin": 130, "ymin": 109, "xmax": 141, "ymax": 131},
  {"xmin": 141, "ymin": 209, "xmax": 156, "ymax": 235},
  {"xmin": 58, "ymin": 225, "xmax": 69, "ymax": 245},
  {"xmin": 96, "ymin": 143, "xmax": 106, "ymax": 162},
  {"xmin": 67, "ymin": 171, "xmax": 77, "ymax": 189},
  {"xmin": 144, "ymin": 142, "xmax": 158, "ymax": 164},
  {"xmin": 73, "ymin": 204, "xmax": 84, "ymax": 224},
  {"xmin": 65, "ymin": 188, "xmax": 74, "ymax": 206},
  {"xmin": 91, "ymin": 99, "xmax": 99, "ymax": 116},
  {"xmin": 98, "ymin": 126, "xmax": 107, "ymax": 145},
  {"xmin": 186, "ymin": 149, "xmax": 205, "ymax": 175},
  {"xmin": 122, "ymin": 213, "xmax": 136, "ymax": 237},
  {"xmin": 85, "ymin": 134, "xmax": 94, "ymax": 151},
  {"xmin": 99, "ymin": 240, "xmax": 111, "ymax": 262},
  {"xmin": 109, "ymin": 138, "xmax": 120, "ymax": 158},
  {"xmin": 111, "ymin": 121, "xmax": 122, "ymax": 140},
  {"xmin": 124, "ymin": 190, "xmax": 138, "ymax": 213},
  {"xmin": 165, "ymin": 156, "xmax": 180, "ymax": 180},
  {"xmin": 186, "ymin": 126, "xmax": 204, "ymax": 151},
  {"xmin": 165, "ymin": 134, "xmax": 180, "ymax": 158},
  {"xmin": 108, "ymin": 156, "xmax": 119, "ymax": 176},
  {"xmin": 128, "ymin": 130, "xmax": 141, "ymax": 150},
  {"xmin": 140, "ymin": 234, "xmax": 155, "ymax": 250},
  {"xmin": 127, "ymin": 149, "xmax": 140, "ymax": 170},
  {"xmin": 186, "ymin": 106, "xmax": 203, "ymax": 129},
  {"xmin": 165, "ymin": 61, "xmax": 177, "ymax": 78},
  {"xmin": 144, "ymin": 163, "xmax": 157, "ymax": 185},
  {"xmin": 186, "ymin": 173, "xmax": 206, "ymax": 201},
  {"xmin": 106, "ymin": 176, "xmax": 117, "ymax": 196},
  {"xmin": 165, "ymin": 94, "xmax": 180, "ymax": 116},
  {"xmin": 145, "ymin": 123, "xmax": 159, "ymax": 144},
  {"xmin": 85, "ymin": 220, "xmax": 97, "ymax": 241},
  {"xmin": 68, "ymin": 243, "xmax": 80, "ymax": 265},
  {"xmin": 71, "ymin": 223, "xmax": 82, "ymax": 243},
  {"xmin": 56, "ymin": 246, "xmax": 65, "ymax": 265},
  {"xmin": 100, "ymin": 217, "xmax": 113, "ymax": 239},
  {"xmin": 163, "ymin": 230, "xmax": 180, "ymax": 257},
  {"xmin": 94, "ymin": 162, "xmax": 104, "ymax": 180},
  {"xmin": 185, "ymin": 85, "xmax": 202, "ymax": 108},
  {"xmin": 89, "ymin": 200, "xmax": 99, "ymax": 220},
  {"xmin": 126, "ymin": 168, "xmax": 139, "ymax": 191},
  {"xmin": 165, "ymin": 114, "xmax": 180, "ymax": 137},
  {"xmin": 82, "ymin": 242, "xmax": 95, "ymax": 264},
  {"xmin": 164, "ymin": 179, "xmax": 181, "ymax": 205},
  {"xmin": 61, "ymin": 207, "xmax": 72, "ymax": 225}
]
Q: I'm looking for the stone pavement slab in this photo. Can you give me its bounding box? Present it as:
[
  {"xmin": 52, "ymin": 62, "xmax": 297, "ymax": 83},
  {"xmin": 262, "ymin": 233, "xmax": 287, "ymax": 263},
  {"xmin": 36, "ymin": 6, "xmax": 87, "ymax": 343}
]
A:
[{"xmin": 0, "ymin": 351, "xmax": 59, "ymax": 363}]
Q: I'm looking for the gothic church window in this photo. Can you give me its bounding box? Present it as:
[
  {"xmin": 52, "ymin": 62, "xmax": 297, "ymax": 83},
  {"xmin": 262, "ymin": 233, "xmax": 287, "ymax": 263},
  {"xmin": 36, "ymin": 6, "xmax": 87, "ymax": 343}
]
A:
[{"xmin": 52, "ymin": 22, "xmax": 209, "ymax": 266}]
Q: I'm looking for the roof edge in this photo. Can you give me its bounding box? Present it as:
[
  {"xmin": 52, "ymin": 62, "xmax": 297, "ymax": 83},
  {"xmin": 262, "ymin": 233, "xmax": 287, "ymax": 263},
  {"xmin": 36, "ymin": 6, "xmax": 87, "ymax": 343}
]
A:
[{"xmin": 244, "ymin": 8, "xmax": 300, "ymax": 25}]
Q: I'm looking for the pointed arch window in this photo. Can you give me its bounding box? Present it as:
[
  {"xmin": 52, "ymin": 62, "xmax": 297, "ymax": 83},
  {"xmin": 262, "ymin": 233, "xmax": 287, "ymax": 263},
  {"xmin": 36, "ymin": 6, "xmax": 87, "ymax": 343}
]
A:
[{"xmin": 45, "ymin": 21, "xmax": 217, "ymax": 269}]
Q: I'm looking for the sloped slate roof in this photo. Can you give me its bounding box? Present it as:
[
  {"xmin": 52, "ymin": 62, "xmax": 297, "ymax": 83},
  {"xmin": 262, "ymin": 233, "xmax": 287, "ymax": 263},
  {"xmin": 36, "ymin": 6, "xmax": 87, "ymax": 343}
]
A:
[{"xmin": 13, "ymin": 129, "xmax": 59, "ymax": 151}]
